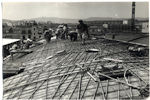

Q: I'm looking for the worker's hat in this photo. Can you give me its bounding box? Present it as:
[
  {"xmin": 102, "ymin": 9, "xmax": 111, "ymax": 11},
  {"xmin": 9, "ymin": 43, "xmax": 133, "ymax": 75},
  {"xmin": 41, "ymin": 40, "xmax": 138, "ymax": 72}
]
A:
[{"xmin": 78, "ymin": 20, "xmax": 83, "ymax": 23}]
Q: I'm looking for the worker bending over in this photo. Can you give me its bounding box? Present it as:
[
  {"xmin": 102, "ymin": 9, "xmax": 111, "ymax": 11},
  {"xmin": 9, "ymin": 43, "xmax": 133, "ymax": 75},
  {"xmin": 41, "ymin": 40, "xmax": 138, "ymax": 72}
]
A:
[
  {"xmin": 44, "ymin": 29, "xmax": 53, "ymax": 43},
  {"xmin": 69, "ymin": 31, "xmax": 78, "ymax": 41}
]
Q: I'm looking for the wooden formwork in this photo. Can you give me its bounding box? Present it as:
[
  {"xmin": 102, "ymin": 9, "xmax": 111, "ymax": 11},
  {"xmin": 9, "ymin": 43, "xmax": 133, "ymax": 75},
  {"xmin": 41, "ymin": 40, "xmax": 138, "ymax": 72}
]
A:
[{"xmin": 3, "ymin": 39, "xmax": 149, "ymax": 99}]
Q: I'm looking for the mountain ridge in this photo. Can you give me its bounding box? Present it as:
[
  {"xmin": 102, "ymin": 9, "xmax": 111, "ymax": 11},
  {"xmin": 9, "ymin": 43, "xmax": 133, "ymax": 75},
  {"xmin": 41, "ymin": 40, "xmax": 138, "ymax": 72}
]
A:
[{"xmin": 3, "ymin": 17, "xmax": 148, "ymax": 24}]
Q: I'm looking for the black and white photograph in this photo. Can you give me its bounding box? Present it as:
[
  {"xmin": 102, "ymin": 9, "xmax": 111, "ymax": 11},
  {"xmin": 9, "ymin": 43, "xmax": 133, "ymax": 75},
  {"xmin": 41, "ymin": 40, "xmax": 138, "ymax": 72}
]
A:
[{"xmin": 1, "ymin": 1, "xmax": 149, "ymax": 99}]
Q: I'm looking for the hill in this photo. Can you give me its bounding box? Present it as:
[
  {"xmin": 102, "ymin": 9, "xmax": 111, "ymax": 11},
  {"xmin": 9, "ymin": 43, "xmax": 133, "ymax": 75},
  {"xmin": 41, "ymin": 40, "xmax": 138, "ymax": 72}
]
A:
[{"xmin": 3, "ymin": 17, "xmax": 148, "ymax": 25}]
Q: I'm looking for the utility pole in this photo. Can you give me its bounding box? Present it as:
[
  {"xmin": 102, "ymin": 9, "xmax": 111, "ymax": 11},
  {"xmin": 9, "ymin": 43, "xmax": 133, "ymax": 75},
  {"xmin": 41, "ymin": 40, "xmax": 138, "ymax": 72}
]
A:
[{"xmin": 131, "ymin": 2, "xmax": 136, "ymax": 31}]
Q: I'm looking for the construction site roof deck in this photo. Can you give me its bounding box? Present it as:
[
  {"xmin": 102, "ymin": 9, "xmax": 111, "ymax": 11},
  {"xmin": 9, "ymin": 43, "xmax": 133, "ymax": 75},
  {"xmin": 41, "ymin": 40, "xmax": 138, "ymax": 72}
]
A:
[{"xmin": 3, "ymin": 37, "xmax": 149, "ymax": 99}]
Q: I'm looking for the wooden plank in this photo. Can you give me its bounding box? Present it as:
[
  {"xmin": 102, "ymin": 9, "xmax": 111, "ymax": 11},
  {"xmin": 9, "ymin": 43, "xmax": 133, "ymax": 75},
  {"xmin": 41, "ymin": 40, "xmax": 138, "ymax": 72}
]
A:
[
  {"xmin": 78, "ymin": 71, "xmax": 83, "ymax": 99},
  {"xmin": 105, "ymin": 80, "xmax": 109, "ymax": 99},
  {"xmin": 99, "ymin": 79, "xmax": 106, "ymax": 100},
  {"xmin": 93, "ymin": 82, "xmax": 99, "ymax": 100},
  {"xmin": 118, "ymin": 82, "xmax": 120, "ymax": 100}
]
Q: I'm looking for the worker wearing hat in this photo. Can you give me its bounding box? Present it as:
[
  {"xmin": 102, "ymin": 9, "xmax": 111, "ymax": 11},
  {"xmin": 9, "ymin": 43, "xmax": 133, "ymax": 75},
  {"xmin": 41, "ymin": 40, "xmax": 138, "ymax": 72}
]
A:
[
  {"xmin": 44, "ymin": 29, "xmax": 53, "ymax": 43},
  {"xmin": 77, "ymin": 20, "xmax": 90, "ymax": 44}
]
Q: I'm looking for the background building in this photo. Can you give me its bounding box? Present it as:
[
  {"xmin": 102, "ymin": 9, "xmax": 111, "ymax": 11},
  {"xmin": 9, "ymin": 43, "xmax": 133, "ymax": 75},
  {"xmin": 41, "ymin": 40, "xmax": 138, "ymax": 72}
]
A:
[{"xmin": 85, "ymin": 18, "xmax": 148, "ymax": 35}]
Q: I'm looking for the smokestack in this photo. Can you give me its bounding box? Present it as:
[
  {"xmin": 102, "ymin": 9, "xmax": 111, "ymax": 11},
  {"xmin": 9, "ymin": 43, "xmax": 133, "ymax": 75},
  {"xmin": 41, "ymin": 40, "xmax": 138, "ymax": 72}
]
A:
[{"xmin": 131, "ymin": 2, "xmax": 136, "ymax": 31}]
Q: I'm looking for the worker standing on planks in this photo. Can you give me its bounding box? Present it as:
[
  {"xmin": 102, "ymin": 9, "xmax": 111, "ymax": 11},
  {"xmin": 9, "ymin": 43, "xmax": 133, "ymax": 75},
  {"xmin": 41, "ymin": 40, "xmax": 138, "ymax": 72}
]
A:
[{"xmin": 77, "ymin": 20, "xmax": 90, "ymax": 45}]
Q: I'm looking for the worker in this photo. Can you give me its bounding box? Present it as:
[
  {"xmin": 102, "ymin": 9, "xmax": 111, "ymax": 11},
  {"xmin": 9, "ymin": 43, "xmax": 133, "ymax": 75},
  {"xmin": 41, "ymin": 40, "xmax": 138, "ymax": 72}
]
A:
[
  {"xmin": 9, "ymin": 44, "xmax": 18, "ymax": 51},
  {"xmin": 56, "ymin": 25, "xmax": 63, "ymax": 39},
  {"xmin": 55, "ymin": 28, "xmax": 60, "ymax": 39},
  {"xmin": 20, "ymin": 38, "xmax": 25, "ymax": 49},
  {"xmin": 24, "ymin": 38, "xmax": 32, "ymax": 49},
  {"xmin": 69, "ymin": 30, "xmax": 78, "ymax": 41},
  {"xmin": 44, "ymin": 29, "xmax": 53, "ymax": 43},
  {"xmin": 77, "ymin": 20, "xmax": 89, "ymax": 45},
  {"xmin": 63, "ymin": 24, "xmax": 69, "ymax": 39}
]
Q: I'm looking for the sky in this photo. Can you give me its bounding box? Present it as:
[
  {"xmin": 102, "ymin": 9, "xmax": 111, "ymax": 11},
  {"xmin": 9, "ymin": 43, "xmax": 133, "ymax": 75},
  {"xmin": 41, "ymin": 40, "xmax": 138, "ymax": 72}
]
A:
[{"xmin": 2, "ymin": 2, "xmax": 149, "ymax": 20}]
